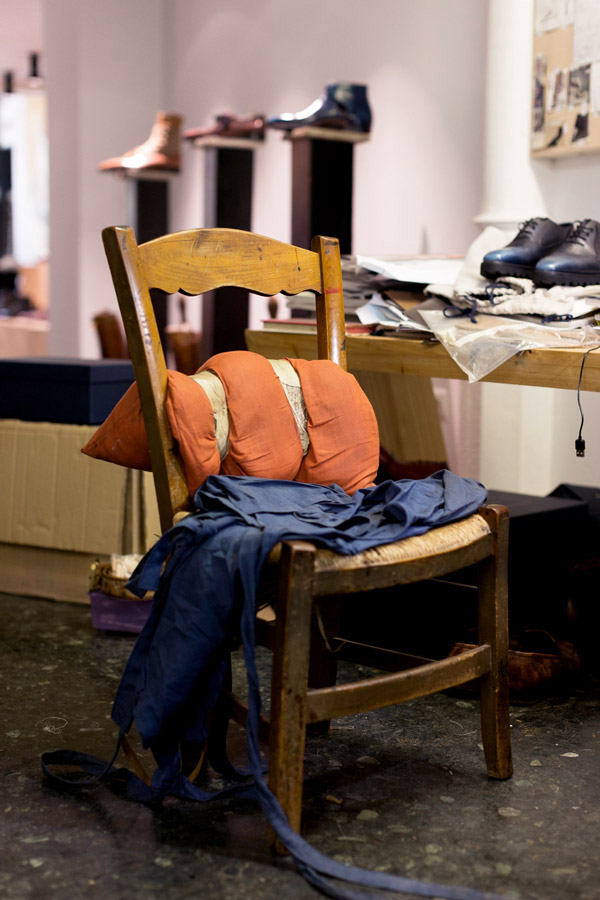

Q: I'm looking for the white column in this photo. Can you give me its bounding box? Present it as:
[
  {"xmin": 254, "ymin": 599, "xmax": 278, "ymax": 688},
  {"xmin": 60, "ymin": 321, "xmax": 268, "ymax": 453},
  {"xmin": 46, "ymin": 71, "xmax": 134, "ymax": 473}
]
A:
[
  {"xmin": 476, "ymin": 0, "xmax": 563, "ymax": 495},
  {"xmin": 475, "ymin": 0, "xmax": 549, "ymax": 231}
]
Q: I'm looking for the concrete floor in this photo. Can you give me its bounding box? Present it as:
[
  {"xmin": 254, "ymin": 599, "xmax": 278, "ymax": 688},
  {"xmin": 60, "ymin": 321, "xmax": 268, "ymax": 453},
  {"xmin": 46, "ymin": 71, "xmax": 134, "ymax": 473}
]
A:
[{"xmin": 2, "ymin": 591, "xmax": 600, "ymax": 900}]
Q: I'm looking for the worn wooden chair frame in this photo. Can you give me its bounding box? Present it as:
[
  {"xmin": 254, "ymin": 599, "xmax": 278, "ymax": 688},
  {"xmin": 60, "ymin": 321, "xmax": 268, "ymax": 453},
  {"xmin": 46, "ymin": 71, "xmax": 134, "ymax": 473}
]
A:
[{"xmin": 102, "ymin": 225, "xmax": 512, "ymax": 843}]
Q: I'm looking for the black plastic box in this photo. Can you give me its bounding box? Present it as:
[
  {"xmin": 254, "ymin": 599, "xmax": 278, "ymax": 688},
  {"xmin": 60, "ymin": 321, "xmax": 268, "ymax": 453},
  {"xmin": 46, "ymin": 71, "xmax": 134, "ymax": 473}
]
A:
[
  {"xmin": 339, "ymin": 488, "xmax": 589, "ymax": 658},
  {"xmin": 0, "ymin": 357, "xmax": 134, "ymax": 425}
]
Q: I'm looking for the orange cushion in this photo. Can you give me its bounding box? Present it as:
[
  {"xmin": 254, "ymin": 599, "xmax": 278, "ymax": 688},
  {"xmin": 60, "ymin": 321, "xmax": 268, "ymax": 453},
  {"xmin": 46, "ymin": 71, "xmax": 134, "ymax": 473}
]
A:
[
  {"xmin": 289, "ymin": 358, "xmax": 379, "ymax": 494},
  {"xmin": 81, "ymin": 380, "xmax": 152, "ymax": 471},
  {"xmin": 199, "ymin": 351, "xmax": 303, "ymax": 481},
  {"xmin": 81, "ymin": 370, "xmax": 219, "ymax": 493},
  {"xmin": 82, "ymin": 352, "xmax": 379, "ymax": 497}
]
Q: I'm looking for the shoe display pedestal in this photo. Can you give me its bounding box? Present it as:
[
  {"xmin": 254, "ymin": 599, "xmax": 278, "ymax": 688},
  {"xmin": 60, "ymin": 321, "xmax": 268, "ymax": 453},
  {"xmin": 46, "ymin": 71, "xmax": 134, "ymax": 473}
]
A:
[
  {"xmin": 189, "ymin": 135, "xmax": 260, "ymax": 359},
  {"xmin": 103, "ymin": 168, "xmax": 179, "ymax": 351},
  {"xmin": 286, "ymin": 126, "xmax": 369, "ymax": 258},
  {"xmin": 122, "ymin": 169, "xmax": 179, "ymax": 351}
]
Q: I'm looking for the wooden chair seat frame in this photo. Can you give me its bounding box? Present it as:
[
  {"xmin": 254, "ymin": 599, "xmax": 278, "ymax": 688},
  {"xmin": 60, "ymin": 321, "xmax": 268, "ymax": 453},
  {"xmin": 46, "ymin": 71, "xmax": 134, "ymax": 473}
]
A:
[{"xmin": 102, "ymin": 225, "xmax": 512, "ymax": 842}]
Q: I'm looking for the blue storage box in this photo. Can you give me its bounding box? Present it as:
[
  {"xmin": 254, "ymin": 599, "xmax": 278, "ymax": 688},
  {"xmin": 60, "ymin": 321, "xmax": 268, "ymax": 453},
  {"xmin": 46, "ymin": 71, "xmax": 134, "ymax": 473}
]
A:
[
  {"xmin": 0, "ymin": 357, "xmax": 134, "ymax": 425},
  {"xmin": 90, "ymin": 589, "xmax": 152, "ymax": 634}
]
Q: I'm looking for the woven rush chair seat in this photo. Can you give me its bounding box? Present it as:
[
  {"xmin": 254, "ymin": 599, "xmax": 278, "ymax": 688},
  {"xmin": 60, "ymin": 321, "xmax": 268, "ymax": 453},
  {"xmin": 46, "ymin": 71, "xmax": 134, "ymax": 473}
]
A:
[{"xmin": 265, "ymin": 512, "xmax": 492, "ymax": 583}]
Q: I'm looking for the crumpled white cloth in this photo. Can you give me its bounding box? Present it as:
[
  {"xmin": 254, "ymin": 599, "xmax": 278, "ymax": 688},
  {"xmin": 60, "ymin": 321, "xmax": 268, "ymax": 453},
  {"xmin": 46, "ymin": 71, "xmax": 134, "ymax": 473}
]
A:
[
  {"xmin": 427, "ymin": 226, "xmax": 600, "ymax": 319},
  {"xmin": 419, "ymin": 305, "xmax": 600, "ymax": 382}
]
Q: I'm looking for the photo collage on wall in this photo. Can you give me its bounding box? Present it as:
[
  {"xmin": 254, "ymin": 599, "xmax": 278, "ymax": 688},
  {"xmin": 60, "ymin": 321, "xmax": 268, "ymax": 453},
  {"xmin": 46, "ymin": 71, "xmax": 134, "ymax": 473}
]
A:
[{"xmin": 532, "ymin": 0, "xmax": 600, "ymax": 157}]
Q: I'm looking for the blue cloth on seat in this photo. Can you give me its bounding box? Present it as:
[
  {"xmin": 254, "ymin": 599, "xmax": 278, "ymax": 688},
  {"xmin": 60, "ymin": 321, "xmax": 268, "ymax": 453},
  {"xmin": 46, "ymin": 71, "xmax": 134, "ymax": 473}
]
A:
[{"xmin": 113, "ymin": 471, "xmax": 487, "ymax": 758}]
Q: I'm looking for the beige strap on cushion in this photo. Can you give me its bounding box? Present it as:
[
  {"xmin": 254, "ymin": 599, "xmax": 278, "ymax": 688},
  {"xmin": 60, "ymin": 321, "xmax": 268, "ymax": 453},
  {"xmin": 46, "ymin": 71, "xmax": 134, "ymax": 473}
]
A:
[
  {"xmin": 190, "ymin": 370, "xmax": 230, "ymax": 459},
  {"xmin": 191, "ymin": 359, "xmax": 310, "ymax": 460}
]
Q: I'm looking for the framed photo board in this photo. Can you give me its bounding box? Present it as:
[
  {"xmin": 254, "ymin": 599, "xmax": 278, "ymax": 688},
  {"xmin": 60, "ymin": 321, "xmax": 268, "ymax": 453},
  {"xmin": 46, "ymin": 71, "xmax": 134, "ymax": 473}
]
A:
[{"xmin": 531, "ymin": 0, "xmax": 600, "ymax": 158}]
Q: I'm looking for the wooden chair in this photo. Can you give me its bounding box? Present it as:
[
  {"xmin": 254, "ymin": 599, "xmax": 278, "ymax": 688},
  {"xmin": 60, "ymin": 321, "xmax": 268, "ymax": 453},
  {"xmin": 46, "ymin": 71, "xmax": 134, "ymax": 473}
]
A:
[
  {"xmin": 93, "ymin": 310, "xmax": 128, "ymax": 358},
  {"xmin": 102, "ymin": 225, "xmax": 512, "ymax": 841}
]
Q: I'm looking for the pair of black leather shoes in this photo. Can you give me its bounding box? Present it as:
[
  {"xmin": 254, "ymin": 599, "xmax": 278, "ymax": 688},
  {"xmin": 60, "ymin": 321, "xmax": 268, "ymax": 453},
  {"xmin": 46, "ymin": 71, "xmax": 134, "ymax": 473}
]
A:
[
  {"xmin": 481, "ymin": 217, "xmax": 600, "ymax": 286},
  {"xmin": 268, "ymin": 83, "xmax": 372, "ymax": 134}
]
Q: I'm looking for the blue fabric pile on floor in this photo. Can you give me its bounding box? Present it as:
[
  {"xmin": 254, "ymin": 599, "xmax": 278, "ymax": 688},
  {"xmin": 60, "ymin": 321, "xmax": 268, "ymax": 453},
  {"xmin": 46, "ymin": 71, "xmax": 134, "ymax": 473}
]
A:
[{"xmin": 43, "ymin": 471, "xmax": 521, "ymax": 900}]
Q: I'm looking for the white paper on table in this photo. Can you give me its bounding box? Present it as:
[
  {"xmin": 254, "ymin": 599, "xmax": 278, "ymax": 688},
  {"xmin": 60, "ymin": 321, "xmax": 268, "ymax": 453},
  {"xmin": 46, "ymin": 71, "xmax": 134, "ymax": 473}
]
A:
[{"xmin": 354, "ymin": 255, "xmax": 463, "ymax": 287}]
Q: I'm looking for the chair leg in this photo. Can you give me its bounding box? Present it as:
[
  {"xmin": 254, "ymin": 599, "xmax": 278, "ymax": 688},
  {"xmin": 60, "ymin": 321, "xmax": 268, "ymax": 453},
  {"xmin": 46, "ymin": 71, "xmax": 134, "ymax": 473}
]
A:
[
  {"xmin": 121, "ymin": 733, "xmax": 152, "ymax": 785},
  {"xmin": 477, "ymin": 505, "xmax": 513, "ymax": 780},
  {"xmin": 207, "ymin": 655, "xmax": 239, "ymax": 778},
  {"xmin": 268, "ymin": 541, "xmax": 315, "ymax": 849},
  {"xmin": 179, "ymin": 657, "xmax": 234, "ymax": 780},
  {"xmin": 307, "ymin": 598, "xmax": 342, "ymax": 734}
]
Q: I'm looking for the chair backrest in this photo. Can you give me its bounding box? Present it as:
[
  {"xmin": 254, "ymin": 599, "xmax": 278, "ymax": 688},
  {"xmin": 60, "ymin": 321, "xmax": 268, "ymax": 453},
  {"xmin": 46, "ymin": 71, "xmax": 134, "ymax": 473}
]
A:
[{"xmin": 102, "ymin": 226, "xmax": 347, "ymax": 532}]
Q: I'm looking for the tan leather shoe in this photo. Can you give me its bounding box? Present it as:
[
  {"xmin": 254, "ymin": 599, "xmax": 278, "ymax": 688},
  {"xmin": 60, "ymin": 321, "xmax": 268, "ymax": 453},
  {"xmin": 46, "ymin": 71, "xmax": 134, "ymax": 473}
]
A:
[{"xmin": 98, "ymin": 111, "xmax": 183, "ymax": 173}]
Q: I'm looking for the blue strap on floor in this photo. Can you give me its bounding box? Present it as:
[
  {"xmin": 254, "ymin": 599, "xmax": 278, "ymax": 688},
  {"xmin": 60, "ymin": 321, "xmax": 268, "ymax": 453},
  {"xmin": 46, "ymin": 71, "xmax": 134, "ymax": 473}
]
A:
[{"xmin": 41, "ymin": 743, "xmax": 257, "ymax": 805}]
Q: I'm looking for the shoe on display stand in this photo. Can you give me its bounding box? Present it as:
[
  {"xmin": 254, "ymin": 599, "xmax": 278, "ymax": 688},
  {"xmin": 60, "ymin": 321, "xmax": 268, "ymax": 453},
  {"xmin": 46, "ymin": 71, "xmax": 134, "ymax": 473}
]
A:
[
  {"xmin": 183, "ymin": 113, "xmax": 266, "ymax": 142},
  {"xmin": 267, "ymin": 82, "xmax": 372, "ymax": 134},
  {"xmin": 534, "ymin": 218, "xmax": 600, "ymax": 286},
  {"xmin": 480, "ymin": 217, "xmax": 572, "ymax": 281},
  {"xmin": 98, "ymin": 111, "xmax": 183, "ymax": 173}
]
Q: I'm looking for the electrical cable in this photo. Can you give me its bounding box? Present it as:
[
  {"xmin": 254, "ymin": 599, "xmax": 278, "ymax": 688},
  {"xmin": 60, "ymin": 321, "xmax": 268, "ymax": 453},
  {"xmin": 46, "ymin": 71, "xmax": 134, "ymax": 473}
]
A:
[{"xmin": 575, "ymin": 344, "xmax": 600, "ymax": 457}]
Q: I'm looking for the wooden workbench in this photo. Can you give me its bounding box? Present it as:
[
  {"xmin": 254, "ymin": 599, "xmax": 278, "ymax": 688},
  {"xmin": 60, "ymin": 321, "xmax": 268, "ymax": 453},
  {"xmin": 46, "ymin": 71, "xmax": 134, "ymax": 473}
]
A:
[
  {"xmin": 245, "ymin": 330, "xmax": 600, "ymax": 467},
  {"xmin": 245, "ymin": 330, "xmax": 600, "ymax": 392}
]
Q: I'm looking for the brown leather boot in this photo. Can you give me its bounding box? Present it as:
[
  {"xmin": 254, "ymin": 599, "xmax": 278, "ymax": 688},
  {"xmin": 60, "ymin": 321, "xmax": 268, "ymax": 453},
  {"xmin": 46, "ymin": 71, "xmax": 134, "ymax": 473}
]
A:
[
  {"xmin": 98, "ymin": 111, "xmax": 183, "ymax": 173},
  {"xmin": 183, "ymin": 113, "xmax": 266, "ymax": 142},
  {"xmin": 449, "ymin": 629, "xmax": 581, "ymax": 697}
]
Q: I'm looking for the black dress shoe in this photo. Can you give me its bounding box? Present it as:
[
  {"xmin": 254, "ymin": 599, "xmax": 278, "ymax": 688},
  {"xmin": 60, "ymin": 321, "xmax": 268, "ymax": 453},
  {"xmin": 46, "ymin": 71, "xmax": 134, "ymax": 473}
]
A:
[
  {"xmin": 267, "ymin": 83, "xmax": 372, "ymax": 134},
  {"xmin": 480, "ymin": 217, "xmax": 572, "ymax": 280},
  {"xmin": 534, "ymin": 218, "xmax": 600, "ymax": 286}
]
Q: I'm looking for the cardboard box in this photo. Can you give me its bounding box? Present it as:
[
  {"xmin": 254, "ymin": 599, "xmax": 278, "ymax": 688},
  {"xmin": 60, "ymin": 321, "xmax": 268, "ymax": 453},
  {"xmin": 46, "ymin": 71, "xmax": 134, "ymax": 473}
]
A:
[
  {"xmin": 0, "ymin": 357, "xmax": 134, "ymax": 424},
  {"xmin": 0, "ymin": 420, "xmax": 161, "ymax": 603},
  {"xmin": 0, "ymin": 317, "xmax": 49, "ymax": 358}
]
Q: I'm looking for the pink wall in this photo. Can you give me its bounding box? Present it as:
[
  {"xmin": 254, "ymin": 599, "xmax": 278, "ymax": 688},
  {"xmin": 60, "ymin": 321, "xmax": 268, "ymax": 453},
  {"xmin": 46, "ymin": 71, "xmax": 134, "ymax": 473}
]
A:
[
  {"xmin": 1, "ymin": 0, "xmax": 43, "ymax": 80},
  {"xmin": 163, "ymin": 0, "xmax": 488, "ymax": 332},
  {"xmin": 165, "ymin": 0, "xmax": 488, "ymax": 256},
  {"xmin": 39, "ymin": 0, "xmax": 487, "ymax": 356}
]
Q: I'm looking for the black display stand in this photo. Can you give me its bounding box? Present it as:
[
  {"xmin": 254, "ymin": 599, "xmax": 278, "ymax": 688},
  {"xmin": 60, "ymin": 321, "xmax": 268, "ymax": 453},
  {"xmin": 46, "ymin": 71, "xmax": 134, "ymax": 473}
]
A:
[
  {"xmin": 286, "ymin": 126, "xmax": 369, "ymax": 317},
  {"xmin": 125, "ymin": 172, "xmax": 176, "ymax": 350},
  {"xmin": 339, "ymin": 489, "xmax": 589, "ymax": 664},
  {"xmin": 288, "ymin": 126, "xmax": 369, "ymax": 256},
  {"xmin": 191, "ymin": 135, "xmax": 259, "ymax": 359},
  {"xmin": 0, "ymin": 148, "xmax": 12, "ymax": 260}
]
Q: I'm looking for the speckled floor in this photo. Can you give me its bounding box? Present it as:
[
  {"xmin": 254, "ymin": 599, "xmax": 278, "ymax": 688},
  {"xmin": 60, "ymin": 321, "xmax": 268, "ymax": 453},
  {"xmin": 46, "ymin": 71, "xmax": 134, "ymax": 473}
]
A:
[{"xmin": 2, "ymin": 591, "xmax": 600, "ymax": 900}]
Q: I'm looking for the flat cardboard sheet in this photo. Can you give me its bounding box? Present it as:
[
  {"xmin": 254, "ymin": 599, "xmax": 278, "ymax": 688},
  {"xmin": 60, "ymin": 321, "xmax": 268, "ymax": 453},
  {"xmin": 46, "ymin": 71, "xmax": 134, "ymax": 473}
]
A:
[{"xmin": 0, "ymin": 544, "xmax": 107, "ymax": 604}]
